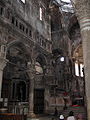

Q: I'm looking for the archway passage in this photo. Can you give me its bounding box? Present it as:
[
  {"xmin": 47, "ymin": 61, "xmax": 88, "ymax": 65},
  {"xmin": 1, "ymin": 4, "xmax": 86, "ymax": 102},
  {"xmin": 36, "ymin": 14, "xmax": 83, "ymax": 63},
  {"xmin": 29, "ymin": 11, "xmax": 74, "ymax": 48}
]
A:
[
  {"xmin": 34, "ymin": 54, "xmax": 46, "ymax": 114},
  {"xmin": 15, "ymin": 81, "xmax": 26, "ymax": 102},
  {"xmin": 34, "ymin": 89, "xmax": 44, "ymax": 114},
  {"xmin": 1, "ymin": 42, "xmax": 30, "ymax": 112}
]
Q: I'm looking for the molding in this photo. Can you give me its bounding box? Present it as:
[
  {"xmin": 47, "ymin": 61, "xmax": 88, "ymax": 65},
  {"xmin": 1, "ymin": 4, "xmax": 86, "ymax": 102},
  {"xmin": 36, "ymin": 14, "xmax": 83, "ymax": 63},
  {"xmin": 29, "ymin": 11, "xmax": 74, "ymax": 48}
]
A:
[{"xmin": 0, "ymin": 57, "xmax": 8, "ymax": 70}]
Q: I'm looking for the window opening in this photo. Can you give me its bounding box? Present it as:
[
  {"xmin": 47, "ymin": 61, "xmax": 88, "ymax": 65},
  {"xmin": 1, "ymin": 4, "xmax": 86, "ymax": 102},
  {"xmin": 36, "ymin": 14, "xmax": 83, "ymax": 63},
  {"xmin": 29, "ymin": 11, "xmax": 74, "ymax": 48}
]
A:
[
  {"xmin": 40, "ymin": 7, "xmax": 43, "ymax": 21},
  {"xmin": 12, "ymin": 17, "xmax": 15, "ymax": 24},
  {"xmin": 16, "ymin": 20, "xmax": 18, "ymax": 27},
  {"xmin": 75, "ymin": 62, "xmax": 79, "ymax": 76},
  {"xmin": 61, "ymin": 0, "xmax": 71, "ymax": 3},
  {"xmin": 20, "ymin": 0, "xmax": 25, "ymax": 3},
  {"xmin": 51, "ymin": 0, "xmax": 74, "ymax": 13},
  {"xmin": 80, "ymin": 64, "xmax": 84, "ymax": 77},
  {"xmin": 29, "ymin": 30, "xmax": 32, "ymax": 37},
  {"xmin": 35, "ymin": 62, "xmax": 43, "ymax": 74},
  {"xmin": 19, "ymin": 23, "xmax": 22, "ymax": 30},
  {"xmin": 26, "ymin": 28, "xmax": 28, "ymax": 34},
  {"xmin": 23, "ymin": 26, "xmax": 25, "ymax": 31},
  {"xmin": 0, "ymin": 7, "xmax": 3, "ymax": 15}
]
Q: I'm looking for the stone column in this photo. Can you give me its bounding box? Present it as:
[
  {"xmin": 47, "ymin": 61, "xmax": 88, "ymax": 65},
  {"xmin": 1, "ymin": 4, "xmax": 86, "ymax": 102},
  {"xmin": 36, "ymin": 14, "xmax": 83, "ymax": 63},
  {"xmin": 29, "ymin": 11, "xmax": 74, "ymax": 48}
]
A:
[
  {"xmin": 27, "ymin": 62, "xmax": 36, "ymax": 118},
  {"xmin": 71, "ymin": 0, "xmax": 90, "ymax": 119},
  {"xmin": 44, "ymin": 86, "xmax": 50, "ymax": 114},
  {"xmin": 0, "ymin": 57, "xmax": 7, "ymax": 98}
]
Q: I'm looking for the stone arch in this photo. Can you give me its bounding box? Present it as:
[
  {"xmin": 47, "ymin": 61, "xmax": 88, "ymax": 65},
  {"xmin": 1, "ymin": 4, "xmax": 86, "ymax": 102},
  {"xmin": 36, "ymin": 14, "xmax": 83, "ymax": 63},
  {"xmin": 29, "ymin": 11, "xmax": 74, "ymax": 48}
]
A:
[
  {"xmin": 73, "ymin": 44, "xmax": 83, "ymax": 63},
  {"xmin": 68, "ymin": 15, "xmax": 78, "ymax": 32},
  {"xmin": 36, "ymin": 54, "xmax": 47, "ymax": 66},
  {"xmin": 35, "ymin": 53, "xmax": 47, "ymax": 74},
  {"xmin": 34, "ymin": 53, "xmax": 47, "ymax": 114},
  {"xmin": 2, "ymin": 40, "xmax": 31, "ymax": 105},
  {"xmin": 6, "ymin": 40, "xmax": 31, "ymax": 61}
]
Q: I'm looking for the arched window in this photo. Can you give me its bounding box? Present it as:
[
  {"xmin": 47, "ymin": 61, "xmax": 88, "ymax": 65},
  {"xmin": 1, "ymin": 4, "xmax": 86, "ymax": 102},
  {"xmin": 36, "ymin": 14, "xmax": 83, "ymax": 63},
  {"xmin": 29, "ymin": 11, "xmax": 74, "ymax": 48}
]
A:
[
  {"xmin": 75, "ymin": 62, "xmax": 84, "ymax": 77},
  {"xmin": 35, "ymin": 62, "xmax": 43, "ymax": 74},
  {"xmin": 75, "ymin": 62, "xmax": 79, "ymax": 76},
  {"xmin": 80, "ymin": 64, "xmax": 84, "ymax": 77},
  {"xmin": 20, "ymin": 0, "xmax": 25, "ymax": 3},
  {"xmin": 40, "ymin": 7, "xmax": 43, "ymax": 21}
]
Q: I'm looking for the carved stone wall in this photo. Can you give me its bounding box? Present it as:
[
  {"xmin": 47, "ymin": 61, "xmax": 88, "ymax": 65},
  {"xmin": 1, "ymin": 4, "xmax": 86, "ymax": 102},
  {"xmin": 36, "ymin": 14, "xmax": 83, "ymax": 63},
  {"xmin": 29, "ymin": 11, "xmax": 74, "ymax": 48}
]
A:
[{"xmin": 0, "ymin": 0, "xmax": 52, "ymax": 115}]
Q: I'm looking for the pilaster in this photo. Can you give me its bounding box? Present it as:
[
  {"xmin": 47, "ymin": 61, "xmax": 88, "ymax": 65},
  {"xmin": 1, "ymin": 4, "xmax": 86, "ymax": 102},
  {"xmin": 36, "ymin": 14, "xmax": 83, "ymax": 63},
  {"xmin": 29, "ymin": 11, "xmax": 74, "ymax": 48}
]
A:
[
  {"xmin": 27, "ymin": 61, "xmax": 36, "ymax": 118},
  {"xmin": 0, "ymin": 57, "xmax": 8, "ymax": 98}
]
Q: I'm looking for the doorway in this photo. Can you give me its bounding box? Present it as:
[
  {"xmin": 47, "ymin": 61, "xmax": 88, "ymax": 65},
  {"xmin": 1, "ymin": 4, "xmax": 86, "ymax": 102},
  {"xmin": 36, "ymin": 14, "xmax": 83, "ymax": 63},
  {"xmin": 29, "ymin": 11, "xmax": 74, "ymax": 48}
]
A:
[
  {"xmin": 16, "ymin": 81, "xmax": 26, "ymax": 102},
  {"xmin": 34, "ymin": 89, "xmax": 44, "ymax": 114}
]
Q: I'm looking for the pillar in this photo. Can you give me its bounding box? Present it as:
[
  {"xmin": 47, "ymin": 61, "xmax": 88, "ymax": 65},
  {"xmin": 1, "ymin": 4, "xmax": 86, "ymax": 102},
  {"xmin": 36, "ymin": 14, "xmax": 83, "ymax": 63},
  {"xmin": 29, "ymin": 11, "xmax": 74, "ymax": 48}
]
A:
[
  {"xmin": 27, "ymin": 61, "xmax": 36, "ymax": 118},
  {"xmin": 44, "ymin": 86, "xmax": 50, "ymax": 114},
  {"xmin": 0, "ymin": 57, "xmax": 7, "ymax": 99},
  {"xmin": 71, "ymin": 0, "xmax": 90, "ymax": 119}
]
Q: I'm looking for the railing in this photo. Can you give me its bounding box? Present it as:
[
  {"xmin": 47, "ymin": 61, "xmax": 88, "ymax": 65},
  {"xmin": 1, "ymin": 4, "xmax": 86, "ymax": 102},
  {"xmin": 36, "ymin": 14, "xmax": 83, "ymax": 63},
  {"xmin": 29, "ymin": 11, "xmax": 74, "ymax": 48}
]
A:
[
  {"xmin": 0, "ymin": 113, "xmax": 27, "ymax": 120},
  {"xmin": 8, "ymin": 101, "xmax": 29, "ymax": 115}
]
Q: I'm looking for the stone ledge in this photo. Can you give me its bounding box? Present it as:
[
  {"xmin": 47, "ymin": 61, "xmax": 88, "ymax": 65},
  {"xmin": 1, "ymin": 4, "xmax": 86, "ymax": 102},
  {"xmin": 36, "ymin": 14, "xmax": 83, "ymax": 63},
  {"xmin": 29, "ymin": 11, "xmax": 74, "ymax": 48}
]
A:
[{"xmin": 27, "ymin": 119, "xmax": 39, "ymax": 120}]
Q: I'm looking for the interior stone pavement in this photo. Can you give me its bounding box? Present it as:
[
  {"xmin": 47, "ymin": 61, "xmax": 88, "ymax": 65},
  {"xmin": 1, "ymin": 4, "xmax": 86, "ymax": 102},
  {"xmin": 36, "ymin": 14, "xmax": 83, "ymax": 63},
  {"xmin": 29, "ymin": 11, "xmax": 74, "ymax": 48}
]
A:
[{"xmin": 27, "ymin": 115, "xmax": 57, "ymax": 120}]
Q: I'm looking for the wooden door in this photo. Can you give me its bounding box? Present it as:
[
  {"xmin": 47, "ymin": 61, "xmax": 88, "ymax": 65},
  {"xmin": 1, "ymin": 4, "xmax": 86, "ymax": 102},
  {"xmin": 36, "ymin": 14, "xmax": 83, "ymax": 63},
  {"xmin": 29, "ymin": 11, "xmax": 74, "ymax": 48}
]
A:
[{"xmin": 34, "ymin": 89, "xmax": 44, "ymax": 114}]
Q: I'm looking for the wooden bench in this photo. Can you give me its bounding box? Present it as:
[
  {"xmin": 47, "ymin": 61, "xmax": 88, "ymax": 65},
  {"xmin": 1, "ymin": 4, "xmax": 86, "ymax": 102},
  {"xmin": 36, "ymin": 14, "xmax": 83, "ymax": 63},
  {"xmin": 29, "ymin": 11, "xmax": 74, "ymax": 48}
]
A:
[{"xmin": 0, "ymin": 113, "xmax": 27, "ymax": 120}]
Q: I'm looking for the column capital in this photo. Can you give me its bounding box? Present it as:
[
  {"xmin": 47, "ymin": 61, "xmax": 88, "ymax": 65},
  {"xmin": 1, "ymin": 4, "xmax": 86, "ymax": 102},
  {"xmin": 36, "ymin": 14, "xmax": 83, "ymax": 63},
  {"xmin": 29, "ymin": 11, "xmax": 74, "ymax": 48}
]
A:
[
  {"xmin": 72, "ymin": 0, "xmax": 90, "ymax": 19},
  {"xmin": 27, "ymin": 62, "xmax": 36, "ymax": 80},
  {"xmin": 71, "ymin": 0, "xmax": 90, "ymax": 31},
  {"xmin": 27, "ymin": 62, "xmax": 36, "ymax": 118},
  {"xmin": 0, "ymin": 57, "xmax": 8, "ymax": 70}
]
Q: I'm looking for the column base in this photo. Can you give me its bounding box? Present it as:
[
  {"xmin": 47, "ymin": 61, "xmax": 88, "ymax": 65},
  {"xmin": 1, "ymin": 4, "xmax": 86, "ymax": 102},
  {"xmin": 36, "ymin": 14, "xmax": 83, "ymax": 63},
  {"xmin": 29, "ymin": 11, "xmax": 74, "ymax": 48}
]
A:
[{"xmin": 27, "ymin": 112, "xmax": 36, "ymax": 118}]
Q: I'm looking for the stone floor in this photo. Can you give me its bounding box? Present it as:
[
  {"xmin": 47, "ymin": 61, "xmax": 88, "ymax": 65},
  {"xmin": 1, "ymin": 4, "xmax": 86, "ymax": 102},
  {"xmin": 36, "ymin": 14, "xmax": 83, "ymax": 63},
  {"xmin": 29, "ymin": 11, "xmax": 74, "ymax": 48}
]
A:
[
  {"xmin": 27, "ymin": 115, "xmax": 56, "ymax": 120},
  {"xmin": 27, "ymin": 115, "xmax": 87, "ymax": 120},
  {"xmin": 27, "ymin": 106, "xmax": 87, "ymax": 120}
]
